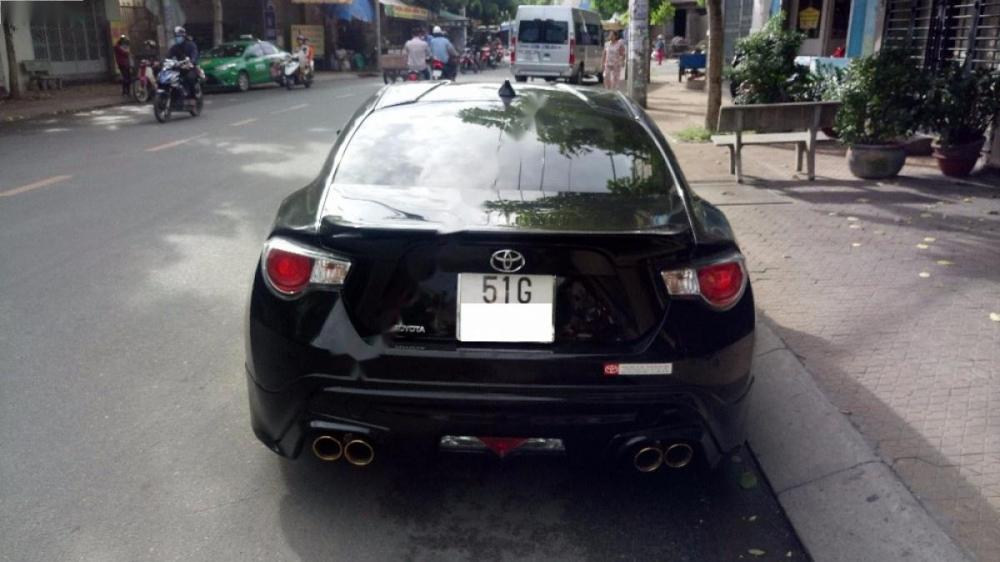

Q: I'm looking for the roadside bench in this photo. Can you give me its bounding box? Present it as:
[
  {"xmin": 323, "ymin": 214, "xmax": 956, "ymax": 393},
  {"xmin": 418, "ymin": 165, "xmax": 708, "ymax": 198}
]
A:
[
  {"xmin": 711, "ymin": 101, "xmax": 839, "ymax": 183},
  {"xmin": 678, "ymin": 53, "xmax": 706, "ymax": 82},
  {"xmin": 22, "ymin": 60, "xmax": 63, "ymax": 91}
]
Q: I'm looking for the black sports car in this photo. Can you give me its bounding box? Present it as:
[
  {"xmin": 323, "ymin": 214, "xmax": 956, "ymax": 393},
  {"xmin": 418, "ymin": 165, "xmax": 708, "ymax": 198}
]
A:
[{"xmin": 245, "ymin": 81, "xmax": 754, "ymax": 473}]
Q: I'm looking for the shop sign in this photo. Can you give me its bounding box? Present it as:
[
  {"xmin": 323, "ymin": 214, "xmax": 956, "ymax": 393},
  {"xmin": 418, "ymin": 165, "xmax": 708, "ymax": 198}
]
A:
[
  {"xmin": 384, "ymin": 4, "xmax": 430, "ymax": 20},
  {"xmin": 798, "ymin": 7, "xmax": 821, "ymax": 30}
]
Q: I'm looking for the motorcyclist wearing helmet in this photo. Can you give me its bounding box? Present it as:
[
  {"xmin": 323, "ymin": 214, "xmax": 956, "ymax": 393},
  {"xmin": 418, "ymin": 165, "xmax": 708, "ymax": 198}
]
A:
[
  {"xmin": 114, "ymin": 35, "xmax": 132, "ymax": 96},
  {"xmin": 429, "ymin": 26, "xmax": 459, "ymax": 80},
  {"xmin": 296, "ymin": 35, "xmax": 315, "ymax": 71},
  {"xmin": 166, "ymin": 27, "xmax": 200, "ymax": 99}
]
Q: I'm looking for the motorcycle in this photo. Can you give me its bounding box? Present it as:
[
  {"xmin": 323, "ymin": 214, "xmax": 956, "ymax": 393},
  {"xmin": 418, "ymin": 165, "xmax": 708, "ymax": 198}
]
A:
[
  {"xmin": 132, "ymin": 56, "xmax": 157, "ymax": 104},
  {"xmin": 431, "ymin": 58, "xmax": 445, "ymax": 80},
  {"xmin": 153, "ymin": 58, "xmax": 203, "ymax": 123},
  {"xmin": 459, "ymin": 48, "xmax": 479, "ymax": 74},
  {"xmin": 283, "ymin": 54, "xmax": 314, "ymax": 90},
  {"xmin": 478, "ymin": 46, "xmax": 497, "ymax": 69}
]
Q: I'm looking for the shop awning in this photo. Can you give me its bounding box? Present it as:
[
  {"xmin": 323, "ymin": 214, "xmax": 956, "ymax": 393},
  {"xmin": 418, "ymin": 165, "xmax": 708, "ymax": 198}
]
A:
[
  {"xmin": 327, "ymin": 0, "xmax": 375, "ymax": 22},
  {"xmin": 437, "ymin": 10, "xmax": 469, "ymax": 22},
  {"xmin": 380, "ymin": 0, "xmax": 430, "ymax": 21}
]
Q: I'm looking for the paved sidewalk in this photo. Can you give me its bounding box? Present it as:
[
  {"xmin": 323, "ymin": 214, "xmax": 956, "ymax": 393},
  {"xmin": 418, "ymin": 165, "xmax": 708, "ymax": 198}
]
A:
[
  {"xmin": 647, "ymin": 63, "xmax": 999, "ymax": 560},
  {"xmin": 0, "ymin": 71, "xmax": 363, "ymax": 123}
]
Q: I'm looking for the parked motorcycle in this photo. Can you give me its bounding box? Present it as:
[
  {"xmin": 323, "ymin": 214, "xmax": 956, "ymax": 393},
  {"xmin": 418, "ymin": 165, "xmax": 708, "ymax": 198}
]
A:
[
  {"xmin": 132, "ymin": 57, "xmax": 157, "ymax": 104},
  {"xmin": 283, "ymin": 54, "xmax": 314, "ymax": 90},
  {"xmin": 459, "ymin": 48, "xmax": 479, "ymax": 74},
  {"xmin": 153, "ymin": 58, "xmax": 203, "ymax": 123}
]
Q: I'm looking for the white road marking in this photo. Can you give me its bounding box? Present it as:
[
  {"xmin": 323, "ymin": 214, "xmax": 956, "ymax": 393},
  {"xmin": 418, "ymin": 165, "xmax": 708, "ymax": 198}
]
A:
[
  {"xmin": 0, "ymin": 175, "xmax": 73, "ymax": 198},
  {"xmin": 145, "ymin": 133, "xmax": 207, "ymax": 153},
  {"xmin": 273, "ymin": 103, "xmax": 308, "ymax": 114},
  {"xmin": 230, "ymin": 118, "xmax": 259, "ymax": 127},
  {"xmin": 334, "ymin": 93, "xmax": 357, "ymax": 99}
]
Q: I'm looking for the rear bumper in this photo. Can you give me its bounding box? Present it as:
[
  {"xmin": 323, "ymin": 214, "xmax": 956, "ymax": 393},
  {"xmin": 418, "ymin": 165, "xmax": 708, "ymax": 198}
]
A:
[
  {"xmin": 511, "ymin": 63, "xmax": 573, "ymax": 78},
  {"xmin": 246, "ymin": 332, "xmax": 754, "ymax": 467}
]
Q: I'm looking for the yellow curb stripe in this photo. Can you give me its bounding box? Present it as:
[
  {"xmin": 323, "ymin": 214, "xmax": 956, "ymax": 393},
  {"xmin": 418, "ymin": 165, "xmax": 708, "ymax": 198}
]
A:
[{"xmin": 0, "ymin": 175, "xmax": 73, "ymax": 198}]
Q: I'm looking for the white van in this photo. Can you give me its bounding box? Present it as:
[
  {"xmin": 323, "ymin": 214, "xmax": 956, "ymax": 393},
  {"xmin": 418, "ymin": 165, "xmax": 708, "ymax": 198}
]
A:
[{"xmin": 511, "ymin": 5, "xmax": 604, "ymax": 84}]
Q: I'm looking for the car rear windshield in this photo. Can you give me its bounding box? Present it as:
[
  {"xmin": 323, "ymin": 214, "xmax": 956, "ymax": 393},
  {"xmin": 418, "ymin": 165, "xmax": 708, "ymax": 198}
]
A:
[
  {"xmin": 333, "ymin": 98, "xmax": 677, "ymax": 198},
  {"xmin": 518, "ymin": 20, "xmax": 569, "ymax": 44},
  {"xmin": 207, "ymin": 44, "xmax": 246, "ymax": 58}
]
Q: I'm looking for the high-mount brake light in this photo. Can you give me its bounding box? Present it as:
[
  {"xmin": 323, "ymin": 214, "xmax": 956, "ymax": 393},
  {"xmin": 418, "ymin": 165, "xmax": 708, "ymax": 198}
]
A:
[
  {"xmin": 661, "ymin": 257, "xmax": 747, "ymax": 310},
  {"xmin": 262, "ymin": 238, "xmax": 351, "ymax": 297}
]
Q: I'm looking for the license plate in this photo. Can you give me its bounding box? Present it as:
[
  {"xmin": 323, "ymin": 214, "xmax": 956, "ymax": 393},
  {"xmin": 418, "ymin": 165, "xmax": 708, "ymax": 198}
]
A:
[{"xmin": 457, "ymin": 273, "xmax": 555, "ymax": 343}]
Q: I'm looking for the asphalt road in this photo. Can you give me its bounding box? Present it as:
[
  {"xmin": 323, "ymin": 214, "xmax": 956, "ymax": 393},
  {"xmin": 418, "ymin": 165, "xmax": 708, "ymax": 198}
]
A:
[{"xmin": 0, "ymin": 69, "xmax": 807, "ymax": 561}]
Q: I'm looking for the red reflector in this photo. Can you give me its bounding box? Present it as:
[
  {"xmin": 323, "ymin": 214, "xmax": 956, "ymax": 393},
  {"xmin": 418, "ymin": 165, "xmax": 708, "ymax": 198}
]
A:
[
  {"xmin": 569, "ymin": 39, "xmax": 576, "ymax": 65},
  {"xmin": 478, "ymin": 437, "xmax": 528, "ymax": 458},
  {"xmin": 511, "ymin": 38, "xmax": 516, "ymax": 63},
  {"xmin": 266, "ymin": 248, "xmax": 313, "ymax": 294},
  {"xmin": 697, "ymin": 262, "xmax": 744, "ymax": 308},
  {"xmin": 603, "ymin": 363, "xmax": 620, "ymax": 376}
]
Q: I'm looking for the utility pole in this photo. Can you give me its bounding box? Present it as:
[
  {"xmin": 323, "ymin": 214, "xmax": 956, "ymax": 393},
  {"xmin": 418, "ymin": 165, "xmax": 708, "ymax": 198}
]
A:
[
  {"xmin": 212, "ymin": 0, "xmax": 223, "ymax": 46},
  {"xmin": 2, "ymin": 1, "xmax": 21, "ymax": 98},
  {"xmin": 626, "ymin": 0, "xmax": 649, "ymax": 107}
]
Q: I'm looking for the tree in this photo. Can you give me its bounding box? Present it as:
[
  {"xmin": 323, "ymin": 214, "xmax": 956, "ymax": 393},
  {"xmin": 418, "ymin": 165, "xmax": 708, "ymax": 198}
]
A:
[
  {"xmin": 704, "ymin": 0, "xmax": 723, "ymax": 131},
  {"xmin": 2, "ymin": 2, "xmax": 21, "ymax": 99}
]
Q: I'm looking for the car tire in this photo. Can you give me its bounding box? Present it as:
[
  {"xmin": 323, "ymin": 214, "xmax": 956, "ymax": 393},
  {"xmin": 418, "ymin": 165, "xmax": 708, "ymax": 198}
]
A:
[
  {"xmin": 568, "ymin": 65, "xmax": 582, "ymax": 85},
  {"xmin": 596, "ymin": 72, "xmax": 604, "ymax": 84},
  {"xmin": 515, "ymin": 76, "xmax": 527, "ymax": 83},
  {"xmin": 237, "ymin": 71, "xmax": 250, "ymax": 92}
]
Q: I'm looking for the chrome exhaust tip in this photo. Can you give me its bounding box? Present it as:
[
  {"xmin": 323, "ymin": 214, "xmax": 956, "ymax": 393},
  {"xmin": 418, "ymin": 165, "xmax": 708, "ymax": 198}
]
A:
[
  {"xmin": 633, "ymin": 445, "xmax": 664, "ymax": 473},
  {"xmin": 663, "ymin": 443, "xmax": 694, "ymax": 469},
  {"xmin": 344, "ymin": 438, "xmax": 375, "ymax": 467},
  {"xmin": 311, "ymin": 435, "xmax": 344, "ymax": 462}
]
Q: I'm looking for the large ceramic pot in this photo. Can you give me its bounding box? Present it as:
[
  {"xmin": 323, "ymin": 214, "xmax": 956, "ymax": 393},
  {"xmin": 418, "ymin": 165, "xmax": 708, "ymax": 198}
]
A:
[
  {"xmin": 846, "ymin": 143, "xmax": 907, "ymax": 179},
  {"xmin": 932, "ymin": 136, "xmax": 985, "ymax": 177}
]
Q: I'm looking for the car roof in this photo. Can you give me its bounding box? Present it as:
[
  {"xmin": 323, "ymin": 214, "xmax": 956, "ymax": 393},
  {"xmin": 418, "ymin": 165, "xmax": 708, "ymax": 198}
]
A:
[{"xmin": 372, "ymin": 81, "xmax": 639, "ymax": 119}]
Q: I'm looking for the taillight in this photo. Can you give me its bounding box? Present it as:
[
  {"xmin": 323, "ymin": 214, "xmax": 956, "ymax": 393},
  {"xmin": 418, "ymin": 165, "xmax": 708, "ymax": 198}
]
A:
[
  {"xmin": 511, "ymin": 37, "xmax": 516, "ymax": 63},
  {"xmin": 262, "ymin": 238, "xmax": 351, "ymax": 297},
  {"xmin": 661, "ymin": 256, "xmax": 747, "ymax": 310},
  {"xmin": 569, "ymin": 39, "xmax": 576, "ymax": 65}
]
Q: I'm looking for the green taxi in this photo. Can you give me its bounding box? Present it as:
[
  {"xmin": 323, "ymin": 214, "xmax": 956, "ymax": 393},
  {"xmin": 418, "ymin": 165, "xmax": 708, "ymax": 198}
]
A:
[{"xmin": 200, "ymin": 38, "xmax": 288, "ymax": 92}]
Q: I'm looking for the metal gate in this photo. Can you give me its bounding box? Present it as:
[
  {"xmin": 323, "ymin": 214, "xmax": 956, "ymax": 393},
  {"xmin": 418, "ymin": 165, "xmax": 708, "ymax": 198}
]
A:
[{"xmin": 882, "ymin": 0, "xmax": 1000, "ymax": 71}]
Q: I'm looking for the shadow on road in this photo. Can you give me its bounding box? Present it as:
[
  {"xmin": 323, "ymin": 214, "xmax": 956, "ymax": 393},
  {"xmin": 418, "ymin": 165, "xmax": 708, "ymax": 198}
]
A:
[{"xmin": 275, "ymin": 446, "xmax": 808, "ymax": 561}]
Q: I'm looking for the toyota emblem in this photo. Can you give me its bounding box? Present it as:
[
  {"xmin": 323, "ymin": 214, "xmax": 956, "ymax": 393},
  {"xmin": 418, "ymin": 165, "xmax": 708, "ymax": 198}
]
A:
[{"xmin": 490, "ymin": 249, "xmax": 525, "ymax": 273}]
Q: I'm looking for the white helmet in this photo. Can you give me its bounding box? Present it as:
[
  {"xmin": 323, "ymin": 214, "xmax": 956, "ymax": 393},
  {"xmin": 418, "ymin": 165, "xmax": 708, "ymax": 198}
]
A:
[
  {"xmin": 174, "ymin": 26, "xmax": 187, "ymax": 37},
  {"xmin": 432, "ymin": 26, "xmax": 444, "ymax": 35}
]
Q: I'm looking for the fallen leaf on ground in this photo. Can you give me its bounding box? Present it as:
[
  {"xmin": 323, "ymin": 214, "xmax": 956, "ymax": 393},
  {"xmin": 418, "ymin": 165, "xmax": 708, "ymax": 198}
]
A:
[
  {"xmin": 852, "ymin": 242, "xmax": 862, "ymax": 247},
  {"xmin": 856, "ymin": 197, "xmax": 869, "ymax": 203},
  {"xmin": 963, "ymin": 197, "xmax": 972, "ymax": 202},
  {"xmin": 747, "ymin": 515, "xmax": 758, "ymax": 522},
  {"xmin": 748, "ymin": 549, "xmax": 766, "ymax": 557},
  {"xmin": 846, "ymin": 216, "xmax": 859, "ymax": 222},
  {"xmin": 936, "ymin": 260, "xmax": 953, "ymax": 266},
  {"xmin": 916, "ymin": 243, "xmax": 929, "ymax": 249},
  {"xmin": 923, "ymin": 237, "xmax": 936, "ymax": 242},
  {"xmin": 919, "ymin": 272, "xmax": 931, "ymax": 278},
  {"xmin": 828, "ymin": 212, "xmax": 839, "ymax": 217},
  {"xmin": 849, "ymin": 224, "xmax": 862, "ymax": 229},
  {"xmin": 990, "ymin": 312, "xmax": 1000, "ymax": 322},
  {"xmin": 739, "ymin": 471, "xmax": 758, "ymax": 489},
  {"xmin": 920, "ymin": 213, "xmax": 932, "ymax": 218}
]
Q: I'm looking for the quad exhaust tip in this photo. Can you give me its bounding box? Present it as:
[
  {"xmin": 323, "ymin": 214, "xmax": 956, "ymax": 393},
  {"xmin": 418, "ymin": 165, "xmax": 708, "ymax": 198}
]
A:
[{"xmin": 632, "ymin": 442, "xmax": 694, "ymax": 472}]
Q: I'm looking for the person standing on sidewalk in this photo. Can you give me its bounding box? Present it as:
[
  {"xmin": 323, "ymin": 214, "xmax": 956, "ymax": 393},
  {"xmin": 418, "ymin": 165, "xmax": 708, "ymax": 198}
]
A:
[
  {"xmin": 654, "ymin": 34, "xmax": 665, "ymax": 65},
  {"xmin": 602, "ymin": 31, "xmax": 625, "ymax": 91},
  {"xmin": 114, "ymin": 36, "xmax": 132, "ymax": 97}
]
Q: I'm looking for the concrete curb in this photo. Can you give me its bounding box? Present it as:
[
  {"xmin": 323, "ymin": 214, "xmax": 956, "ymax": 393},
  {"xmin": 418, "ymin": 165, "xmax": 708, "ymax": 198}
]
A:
[{"xmin": 748, "ymin": 321, "xmax": 971, "ymax": 562}]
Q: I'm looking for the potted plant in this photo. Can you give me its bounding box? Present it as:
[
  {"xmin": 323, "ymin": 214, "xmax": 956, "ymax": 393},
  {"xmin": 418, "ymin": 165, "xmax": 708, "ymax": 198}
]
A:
[
  {"xmin": 835, "ymin": 50, "xmax": 928, "ymax": 179},
  {"xmin": 925, "ymin": 64, "xmax": 1000, "ymax": 177}
]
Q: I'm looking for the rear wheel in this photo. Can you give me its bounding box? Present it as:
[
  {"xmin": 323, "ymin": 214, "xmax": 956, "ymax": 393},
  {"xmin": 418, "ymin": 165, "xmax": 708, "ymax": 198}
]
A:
[
  {"xmin": 237, "ymin": 71, "xmax": 250, "ymax": 92},
  {"xmin": 596, "ymin": 72, "xmax": 604, "ymax": 84},
  {"xmin": 189, "ymin": 86, "xmax": 203, "ymax": 117},
  {"xmin": 132, "ymin": 80, "xmax": 149, "ymax": 103},
  {"xmin": 568, "ymin": 65, "xmax": 582, "ymax": 85},
  {"xmin": 285, "ymin": 74, "xmax": 295, "ymax": 90}
]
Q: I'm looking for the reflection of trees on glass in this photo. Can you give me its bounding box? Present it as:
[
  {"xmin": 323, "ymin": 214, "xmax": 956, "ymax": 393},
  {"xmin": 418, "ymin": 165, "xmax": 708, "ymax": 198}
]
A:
[
  {"xmin": 457, "ymin": 92, "xmax": 671, "ymax": 195},
  {"xmin": 483, "ymin": 193, "xmax": 679, "ymax": 231}
]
